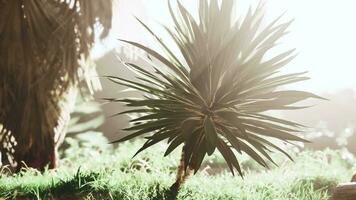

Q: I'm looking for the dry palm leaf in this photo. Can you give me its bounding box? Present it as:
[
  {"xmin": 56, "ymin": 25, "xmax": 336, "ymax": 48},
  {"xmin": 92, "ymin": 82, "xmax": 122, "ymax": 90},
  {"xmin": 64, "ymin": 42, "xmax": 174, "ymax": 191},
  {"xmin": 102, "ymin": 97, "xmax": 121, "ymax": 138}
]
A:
[{"xmin": 0, "ymin": 0, "xmax": 112, "ymax": 170}]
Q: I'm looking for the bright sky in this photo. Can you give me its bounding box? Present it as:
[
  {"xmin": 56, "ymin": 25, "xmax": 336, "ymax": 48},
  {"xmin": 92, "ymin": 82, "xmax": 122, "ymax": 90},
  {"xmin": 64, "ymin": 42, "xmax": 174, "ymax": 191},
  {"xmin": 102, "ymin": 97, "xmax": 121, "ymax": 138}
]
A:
[{"xmin": 92, "ymin": 0, "xmax": 356, "ymax": 94}]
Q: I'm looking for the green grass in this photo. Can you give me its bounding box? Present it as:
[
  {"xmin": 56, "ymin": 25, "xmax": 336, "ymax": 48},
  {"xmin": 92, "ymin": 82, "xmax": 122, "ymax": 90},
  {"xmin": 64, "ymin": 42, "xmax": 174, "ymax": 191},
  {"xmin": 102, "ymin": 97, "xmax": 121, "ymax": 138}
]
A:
[{"xmin": 0, "ymin": 137, "xmax": 354, "ymax": 200}]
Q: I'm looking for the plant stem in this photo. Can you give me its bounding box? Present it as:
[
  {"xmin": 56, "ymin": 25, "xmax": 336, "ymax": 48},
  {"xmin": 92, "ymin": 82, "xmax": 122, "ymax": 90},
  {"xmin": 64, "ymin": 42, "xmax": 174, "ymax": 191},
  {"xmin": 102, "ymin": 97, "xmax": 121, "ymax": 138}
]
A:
[
  {"xmin": 352, "ymin": 173, "xmax": 356, "ymax": 182},
  {"xmin": 168, "ymin": 144, "xmax": 192, "ymax": 200}
]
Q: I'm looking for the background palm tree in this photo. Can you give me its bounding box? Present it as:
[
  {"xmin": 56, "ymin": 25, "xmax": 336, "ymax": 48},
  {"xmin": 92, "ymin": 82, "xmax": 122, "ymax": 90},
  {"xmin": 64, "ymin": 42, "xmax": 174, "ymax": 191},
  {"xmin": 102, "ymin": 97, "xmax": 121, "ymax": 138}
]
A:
[
  {"xmin": 108, "ymin": 0, "xmax": 324, "ymax": 198},
  {"xmin": 0, "ymin": 0, "xmax": 112, "ymax": 170}
]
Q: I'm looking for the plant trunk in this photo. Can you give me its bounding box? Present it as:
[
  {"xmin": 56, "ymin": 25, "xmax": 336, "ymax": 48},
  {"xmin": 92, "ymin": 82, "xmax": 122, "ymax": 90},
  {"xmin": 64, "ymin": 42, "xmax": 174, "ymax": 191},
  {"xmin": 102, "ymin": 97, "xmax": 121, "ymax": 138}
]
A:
[
  {"xmin": 14, "ymin": 106, "xmax": 70, "ymax": 171},
  {"xmin": 329, "ymin": 183, "xmax": 356, "ymax": 200},
  {"xmin": 0, "ymin": 129, "xmax": 59, "ymax": 172},
  {"xmin": 167, "ymin": 145, "xmax": 193, "ymax": 200},
  {"xmin": 16, "ymin": 141, "xmax": 58, "ymax": 170},
  {"xmin": 0, "ymin": 86, "xmax": 75, "ymax": 172},
  {"xmin": 351, "ymin": 173, "xmax": 356, "ymax": 182}
]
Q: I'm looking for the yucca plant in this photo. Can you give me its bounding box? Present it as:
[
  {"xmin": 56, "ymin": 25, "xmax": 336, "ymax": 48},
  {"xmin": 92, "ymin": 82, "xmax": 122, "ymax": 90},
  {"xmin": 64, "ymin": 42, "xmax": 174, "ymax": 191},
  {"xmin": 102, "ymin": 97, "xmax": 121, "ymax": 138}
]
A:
[
  {"xmin": 0, "ymin": 0, "xmax": 112, "ymax": 170},
  {"xmin": 108, "ymin": 0, "xmax": 323, "ymax": 198}
]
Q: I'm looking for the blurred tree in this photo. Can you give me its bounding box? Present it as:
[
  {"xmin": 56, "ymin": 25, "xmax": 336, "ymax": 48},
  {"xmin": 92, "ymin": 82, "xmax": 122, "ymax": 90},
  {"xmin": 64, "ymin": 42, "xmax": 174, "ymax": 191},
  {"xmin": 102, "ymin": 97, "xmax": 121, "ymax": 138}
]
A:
[{"xmin": 0, "ymin": 0, "xmax": 112, "ymax": 171}]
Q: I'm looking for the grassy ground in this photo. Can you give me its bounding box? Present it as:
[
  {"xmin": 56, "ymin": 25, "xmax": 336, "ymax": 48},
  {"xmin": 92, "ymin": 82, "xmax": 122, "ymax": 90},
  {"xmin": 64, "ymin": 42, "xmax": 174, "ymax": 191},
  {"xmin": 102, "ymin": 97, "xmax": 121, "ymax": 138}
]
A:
[{"xmin": 0, "ymin": 135, "xmax": 354, "ymax": 200}]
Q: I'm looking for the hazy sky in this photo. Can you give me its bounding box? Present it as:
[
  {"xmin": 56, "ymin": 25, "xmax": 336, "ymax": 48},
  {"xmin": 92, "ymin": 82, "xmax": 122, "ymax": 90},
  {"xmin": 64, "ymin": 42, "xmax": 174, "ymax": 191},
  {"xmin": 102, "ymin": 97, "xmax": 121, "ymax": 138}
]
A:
[{"xmin": 93, "ymin": 0, "xmax": 356, "ymax": 94}]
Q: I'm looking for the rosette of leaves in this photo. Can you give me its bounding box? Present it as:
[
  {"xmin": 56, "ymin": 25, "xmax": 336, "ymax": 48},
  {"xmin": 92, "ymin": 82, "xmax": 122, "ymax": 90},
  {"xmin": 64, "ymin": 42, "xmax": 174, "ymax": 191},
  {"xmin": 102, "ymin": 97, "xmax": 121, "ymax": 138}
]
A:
[{"xmin": 108, "ymin": 0, "xmax": 323, "ymax": 198}]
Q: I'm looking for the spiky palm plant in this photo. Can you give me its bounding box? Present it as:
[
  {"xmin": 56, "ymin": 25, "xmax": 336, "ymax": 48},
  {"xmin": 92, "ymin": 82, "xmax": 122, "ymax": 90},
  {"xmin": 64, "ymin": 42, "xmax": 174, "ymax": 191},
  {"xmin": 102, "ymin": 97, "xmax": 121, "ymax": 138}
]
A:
[
  {"xmin": 108, "ymin": 0, "xmax": 323, "ymax": 198},
  {"xmin": 0, "ymin": 0, "xmax": 112, "ymax": 170}
]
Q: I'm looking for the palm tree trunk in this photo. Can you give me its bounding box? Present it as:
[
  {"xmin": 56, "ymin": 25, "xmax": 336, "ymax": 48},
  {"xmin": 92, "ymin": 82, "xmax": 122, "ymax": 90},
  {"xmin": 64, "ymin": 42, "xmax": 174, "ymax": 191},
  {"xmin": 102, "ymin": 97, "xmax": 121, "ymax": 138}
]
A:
[
  {"xmin": 0, "ymin": 125, "xmax": 58, "ymax": 171},
  {"xmin": 16, "ymin": 141, "xmax": 57, "ymax": 170},
  {"xmin": 168, "ymin": 144, "xmax": 193, "ymax": 200},
  {"xmin": 1, "ymin": 86, "xmax": 76, "ymax": 172},
  {"xmin": 16, "ymin": 87, "xmax": 75, "ymax": 171}
]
